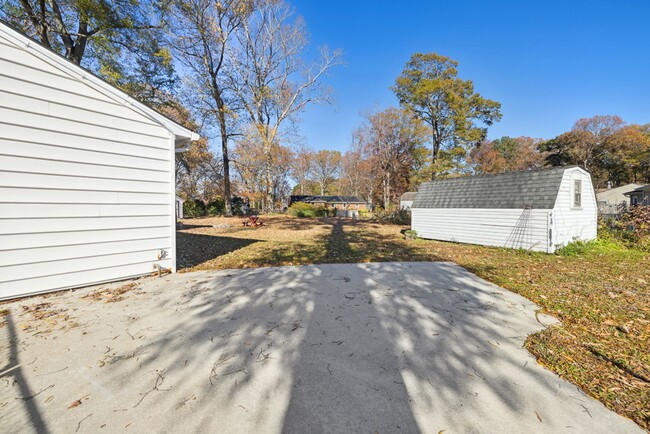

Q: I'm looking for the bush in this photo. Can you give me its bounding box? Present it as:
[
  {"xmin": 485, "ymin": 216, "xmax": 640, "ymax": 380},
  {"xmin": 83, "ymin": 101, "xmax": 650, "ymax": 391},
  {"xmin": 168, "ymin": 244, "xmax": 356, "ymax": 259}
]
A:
[
  {"xmin": 287, "ymin": 202, "xmax": 334, "ymax": 218},
  {"xmin": 287, "ymin": 202, "xmax": 317, "ymax": 218},
  {"xmin": 619, "ymin": 205, "xmax": 650, "ymax": 237},
  {"xmin": 183, "ymin": 199, "xmax": 206, "ymax": 218},
  {"xmin": 358, "ymin": 209, "xmax": 371, "ymax": 219},
  {"xmin": 206, "ymin": 198, "xmax": 225, "ymax": 216},
  {"xmin": 373, "ymin": 208, "xmax": 410, "ymax": 225}
]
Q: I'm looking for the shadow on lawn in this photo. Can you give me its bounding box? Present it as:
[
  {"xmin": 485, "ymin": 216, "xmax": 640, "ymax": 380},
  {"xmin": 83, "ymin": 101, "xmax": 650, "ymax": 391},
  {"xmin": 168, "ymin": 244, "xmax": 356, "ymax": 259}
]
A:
[{"xmin": 176, "ymin": 232, "xmax": 260, "ymax": 270}]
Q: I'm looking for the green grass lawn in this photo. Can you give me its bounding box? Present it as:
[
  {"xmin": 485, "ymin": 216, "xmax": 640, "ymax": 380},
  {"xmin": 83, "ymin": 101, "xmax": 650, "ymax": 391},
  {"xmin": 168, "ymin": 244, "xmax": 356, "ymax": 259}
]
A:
[{"xmin": 177, "ymin": 215, "xmax": 650, "ymax": 429}]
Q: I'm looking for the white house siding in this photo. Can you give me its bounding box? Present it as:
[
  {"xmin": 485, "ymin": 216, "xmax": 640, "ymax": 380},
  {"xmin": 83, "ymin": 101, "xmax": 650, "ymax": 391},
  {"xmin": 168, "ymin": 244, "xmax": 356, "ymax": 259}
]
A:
[
  {"xmin": 0, "ymin": 30, "xmax": 175, "ymax": 299},
  {"xmin": 551, "ymin": 168, "xmax": 597, "ymax": 248},
  {"xmin": 412, "ymin": 208, "xmax": 550, "ymax": 252}
]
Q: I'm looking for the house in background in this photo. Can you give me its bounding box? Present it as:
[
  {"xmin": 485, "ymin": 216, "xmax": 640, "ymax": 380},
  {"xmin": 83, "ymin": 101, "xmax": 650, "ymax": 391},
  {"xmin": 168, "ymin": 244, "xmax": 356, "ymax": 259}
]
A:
[
  {"xmin": 596, "ymin": 183, "xmax": 644, "ymax": 217},
  {"xmin": 176, "ymin": 197, "xmax": 185, "ymax": 219},
  {"xmin": 624, "ymin": 184, "xmax": 650, "ymax": 206},
  {"xmin": 400, "ymin": 192, "xmax": 417, "ymax": 210},
  {"xmin": 289, "ymin": 195, "xmax": 368, "ymax": 211},
  {"xmin": 0, "ymin": 23, "xmax": 198, "ymax": 300},
  {"xmin": 411, "ymin": 166, "xmax": 597, "ymax": 253}
]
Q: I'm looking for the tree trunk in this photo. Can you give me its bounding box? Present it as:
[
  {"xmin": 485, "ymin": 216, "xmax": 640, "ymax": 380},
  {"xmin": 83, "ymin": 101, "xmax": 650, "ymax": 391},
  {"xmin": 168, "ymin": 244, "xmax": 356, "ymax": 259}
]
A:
[
  {"xmin": 383, "ymin": 172, "xmax": 390, "ymax": 210},
  {"xmin": 431, "ymin": 129, "xmax": 440, "ymax": 180},
  {"xmin": 213, "ymin": 85, "xmax": 232, "ymax": 216},
  {"xmin": 265, "ymin": 150, "xmax": 273, "ymax": 212}
]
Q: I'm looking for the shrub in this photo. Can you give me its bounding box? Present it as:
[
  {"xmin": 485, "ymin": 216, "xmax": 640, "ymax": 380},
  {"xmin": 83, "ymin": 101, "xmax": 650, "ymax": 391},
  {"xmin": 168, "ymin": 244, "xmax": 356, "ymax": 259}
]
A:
[
  {"xmin": 620, "ymin": 206, "xmax": 650, "ymax": 251},
  {"xmin": 358, "ymin": 209, "xmax": 371, "ymax": 219},
  {"xmin": 373, "ymin": 208, "xmax": 410, "ymax": 225},
  {"xmin": 206, "ymin": 198, "xmax": 225, "ymax": 216},
  {"xmin": 556, "ymin": 235, "xmax": 625, "ymax": 257},
  {"xmin": 287, "ymin": 202, "xmax": 317, "ymax": 218},
  {"xmin": 183, "ymin": 199, "xmax": 206, "ymax": 218}
]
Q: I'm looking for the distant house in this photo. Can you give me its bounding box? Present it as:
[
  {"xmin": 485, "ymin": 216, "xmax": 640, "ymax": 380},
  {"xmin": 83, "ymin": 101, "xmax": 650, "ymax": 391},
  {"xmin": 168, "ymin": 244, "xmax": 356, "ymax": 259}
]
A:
[
  {"xmin": 289, "ymin": 195, "xmax": 368, "ymax": 210},
  {"xmin": 400, "ymin": 192, "xmax": 417, "ymax": 210},
  {"xmin": 411, "ymin": 166, "xmax": 597, "ymax": 253},
  {"xmin": 176, "ymin": 197, "xmax": 185, "ymax": 219},
  {"xmin": 624, "ymin": 184, "xmax": 650, "ymax": 206},
  {"xmin": 0, "ymin": 23, "xmax": 199, "ymax": 300},
  {"xmin": 596, "ymin": 183, "xmax": 644, "ymax": 216}
]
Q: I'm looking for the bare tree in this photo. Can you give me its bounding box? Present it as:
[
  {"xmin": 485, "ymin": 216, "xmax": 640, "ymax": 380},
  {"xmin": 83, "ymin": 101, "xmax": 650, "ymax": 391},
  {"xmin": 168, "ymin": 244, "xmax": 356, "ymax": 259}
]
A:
[
  {"xmin": 357, "ymin": 108, "xmax": 427, "ymax": 209},
  {"xmin": 310, "ymin": 150, "xmax": 341, "ymax": 196},
  {"xmin": 227, "ymin": 0, "xmax": 341, "ymax": 210},
  {"xmin": 291, "ymin": 144, "xmax": 314, "ymax": 195},
  {"xmin": 169, "ymin": 0, "xmax": 253, "ymax": 215}
]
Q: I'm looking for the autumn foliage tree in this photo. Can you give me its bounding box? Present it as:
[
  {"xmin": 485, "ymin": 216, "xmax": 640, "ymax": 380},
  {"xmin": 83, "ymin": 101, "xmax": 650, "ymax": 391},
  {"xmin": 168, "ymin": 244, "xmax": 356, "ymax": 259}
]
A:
[
  {"xmin": 355, "ymin": 108, "xmax": 428, "ymax": 209},
  {"xmin": 393, "ymin": 53, "xmax": 502, "ymax": 179},
  {"xmin": 469, "ymin": 137, "xmax": 547, "ymax": 174}
]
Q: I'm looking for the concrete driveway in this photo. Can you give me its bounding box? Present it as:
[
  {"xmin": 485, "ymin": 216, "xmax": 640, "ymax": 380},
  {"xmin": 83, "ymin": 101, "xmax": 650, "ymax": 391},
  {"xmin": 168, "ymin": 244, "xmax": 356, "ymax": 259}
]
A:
[{"xmin": 0, "ymin": 262, "xmax": 642, "ymax": 433}]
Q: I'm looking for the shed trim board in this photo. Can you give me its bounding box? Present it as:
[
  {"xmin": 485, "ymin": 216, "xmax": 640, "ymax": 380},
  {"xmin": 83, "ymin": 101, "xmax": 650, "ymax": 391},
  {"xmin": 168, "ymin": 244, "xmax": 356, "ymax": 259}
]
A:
[
  {"xmin": 0, "ymin": 23, "xmax": 198, "ymax": 300},
  {"xmin": 411, "ymin": 167, "xmax": 597, "ymax": 253}
]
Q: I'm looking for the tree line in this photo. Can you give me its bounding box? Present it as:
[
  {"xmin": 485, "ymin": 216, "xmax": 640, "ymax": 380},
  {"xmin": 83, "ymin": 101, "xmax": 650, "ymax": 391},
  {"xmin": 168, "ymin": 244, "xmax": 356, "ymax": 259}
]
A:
[{"xmin": 2, "ymin": 1, "xmax": 649, "ymax": 213}]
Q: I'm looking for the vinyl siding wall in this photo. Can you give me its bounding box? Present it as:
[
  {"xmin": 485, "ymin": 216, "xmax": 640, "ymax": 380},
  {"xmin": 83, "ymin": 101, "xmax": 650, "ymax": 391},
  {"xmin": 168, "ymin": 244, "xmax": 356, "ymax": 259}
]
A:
[
  {"xmin": 411, "ymin": 208, "xmax": 551, "ymax": 252},
  {"xmin": 551, "ymin": 168, "xmax": 597, "ymax": 248},
  {"xmin": 0, "ymin": 31, "xmax": 174, "ymax": 299}
]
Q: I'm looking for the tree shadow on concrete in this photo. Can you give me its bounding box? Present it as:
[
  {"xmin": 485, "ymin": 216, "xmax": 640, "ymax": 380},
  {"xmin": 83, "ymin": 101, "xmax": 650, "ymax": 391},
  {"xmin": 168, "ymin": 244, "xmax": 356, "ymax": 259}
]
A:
[
  {"xmin": 0, "ymin": 312, "xmax": 50, "ymax": 433},
  {"xmin": 176, "ymin": 233, "xmax": 260, "ymax": 269},
  {"xmin": 4, "ymin": 220, "xmax": 636, "ymax": 432}
]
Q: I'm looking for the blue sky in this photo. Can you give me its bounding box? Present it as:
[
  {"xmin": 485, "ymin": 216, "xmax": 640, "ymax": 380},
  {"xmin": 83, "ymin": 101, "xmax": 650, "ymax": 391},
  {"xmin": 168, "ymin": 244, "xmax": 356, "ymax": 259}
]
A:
[{"xmin": 290, "ymin": 0, "xmax": 650, "ymax": 153}]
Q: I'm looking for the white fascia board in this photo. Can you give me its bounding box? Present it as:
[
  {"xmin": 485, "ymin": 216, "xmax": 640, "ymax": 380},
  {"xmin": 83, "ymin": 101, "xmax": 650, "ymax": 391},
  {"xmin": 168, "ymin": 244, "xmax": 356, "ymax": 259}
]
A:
[{"xmin": 0, "ymin": 23, "xmax": 200, "ymax": 142}]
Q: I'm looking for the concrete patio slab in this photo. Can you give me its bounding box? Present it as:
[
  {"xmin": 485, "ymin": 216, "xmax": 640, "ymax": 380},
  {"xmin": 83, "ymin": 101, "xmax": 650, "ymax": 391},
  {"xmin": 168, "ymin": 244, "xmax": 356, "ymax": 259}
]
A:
[{"xmin": 0, "ymin": 262, "xmax": 642, "ymax": 433}]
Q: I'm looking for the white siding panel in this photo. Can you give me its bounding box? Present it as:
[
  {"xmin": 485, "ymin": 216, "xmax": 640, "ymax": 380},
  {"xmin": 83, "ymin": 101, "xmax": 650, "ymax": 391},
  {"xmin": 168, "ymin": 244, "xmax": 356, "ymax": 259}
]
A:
[
  {"xmin": 0, "ymin": 107, "xmax": 169, "ymax": 148},
  {"xmin": 0, "ymin": 204, "xmax": 170, "ymax": 218},
  {"xmin": 0, "ymin": 238, "xmax": 170, "ymax": 267},
  {"xmin": 0, "ymin": 155, "xmax": 169, "ymax": 183},
  {"xmin": 0, "ymin": 90, "xmax": 167, "ymax": 137},
  {"xmin": 0, "ymin": 124, "xmax": 171, "ymax": 161},
  {"xmin": 0, "ymin": 172, "xmax": 170, "ymax": 193},
  {"xmin": 0, "ymin": 216, "xmax": 170, "ymax": 235},
  {"xmin": 0, "ymin": 138, "xmax": 169, "ymax": 169},
  {"xmin": 0, "ymin": 227, "xmax": 170, "ymax": 250},
  {"xmin": 412, "ymin": 208, "xmax": 550, "ymax": 252},
  {"xmin": 0, "ymin": 260, "xmax": 171, "ymax": 300},
  {"xmin": 0, "ymin": 76, "xmax": 159, "ymax": 127},
  {"xmin": 0, "ymin": 188, "xmax": 169, "ymax": 205},
  {"xmin": 0, "ymin": 30, "xmax": 176, "ymax": 299},
  {"xmin": 552, "ymin": 168, "xmax": 598, "ymax": 248}
]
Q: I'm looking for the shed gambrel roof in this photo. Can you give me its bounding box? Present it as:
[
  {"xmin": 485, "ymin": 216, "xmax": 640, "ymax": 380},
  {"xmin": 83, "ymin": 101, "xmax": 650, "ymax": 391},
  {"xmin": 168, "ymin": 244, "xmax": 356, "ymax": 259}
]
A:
[
  {"xmin": 400, "ymin": 192, "xmax": 418, "ymax": 201},
  {"xmin": 412, "ymin": 167, "xmax": 573, "ymax": 210}
]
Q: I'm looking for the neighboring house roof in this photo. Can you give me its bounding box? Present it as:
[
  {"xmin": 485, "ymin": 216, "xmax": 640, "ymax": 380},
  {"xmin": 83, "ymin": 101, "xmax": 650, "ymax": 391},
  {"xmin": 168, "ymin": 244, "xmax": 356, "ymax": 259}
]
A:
[
  {"xmin": 596, "ymin": 184, "xmax": 644, "ymax": 203},
  {"xmin": 413, "ymin": 166, "xmax": 577, "ymax": 210},
  {"xmin": 400, "ymin": 192, "xmax": 418, "ymax": 201},
  {"xmin": 0, "ymin": 21, "xmax": 199, "ymax": 144},
  {"xmin": 623, "ymin": 184, "xmax": 650, "ymax": 196},
  {"xmin": 290, "ymin": 195, "xmax": 366, "ymax": 204}
]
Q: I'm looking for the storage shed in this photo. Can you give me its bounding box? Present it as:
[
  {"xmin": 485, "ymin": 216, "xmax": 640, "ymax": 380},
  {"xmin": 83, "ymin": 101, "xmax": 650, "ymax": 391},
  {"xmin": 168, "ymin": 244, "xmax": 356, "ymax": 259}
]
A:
[
  {"xmin": 411, "ymin": 166, "xmax": 597, "ymax": 253},
  {"xmin": 400, "ymin": 192, "xmax": 417, "ymax": 210},
  {"xmin": 0, "ymin": 23, "xmax": 199, "ymax": 300}
]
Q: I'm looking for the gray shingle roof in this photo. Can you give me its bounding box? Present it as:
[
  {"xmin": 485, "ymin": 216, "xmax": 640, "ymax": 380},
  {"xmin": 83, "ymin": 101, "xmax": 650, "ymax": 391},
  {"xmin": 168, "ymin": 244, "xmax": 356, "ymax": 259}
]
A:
[
  {"xmin": 400, "ymin": 192, "xmax": 418, "ymax": 201},
  {"xmin": 412, "ymin": 167, "xmax": 570, "ymax": 209}
]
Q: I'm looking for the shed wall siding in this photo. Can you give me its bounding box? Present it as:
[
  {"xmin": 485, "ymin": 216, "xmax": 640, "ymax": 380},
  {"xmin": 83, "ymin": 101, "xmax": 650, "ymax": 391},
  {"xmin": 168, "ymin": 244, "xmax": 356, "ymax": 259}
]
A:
[
  {"xmin": 0, "ymin": 31, "xmax": 174, "ymax": 299},
  {"xmin": 411, "ymin": 208, "xmax": 551, "ymax": 252},
  {"xmin": 552, "ymin": 168, "xmax": 597, "ymax": 248}
]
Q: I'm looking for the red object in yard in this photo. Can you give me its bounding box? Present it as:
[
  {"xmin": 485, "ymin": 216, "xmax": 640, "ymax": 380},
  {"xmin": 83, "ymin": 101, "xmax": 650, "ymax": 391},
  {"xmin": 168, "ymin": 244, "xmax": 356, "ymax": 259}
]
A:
[{"xmin": 243, "ymin": 216, "xmax": 264, "ymax": 227}]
